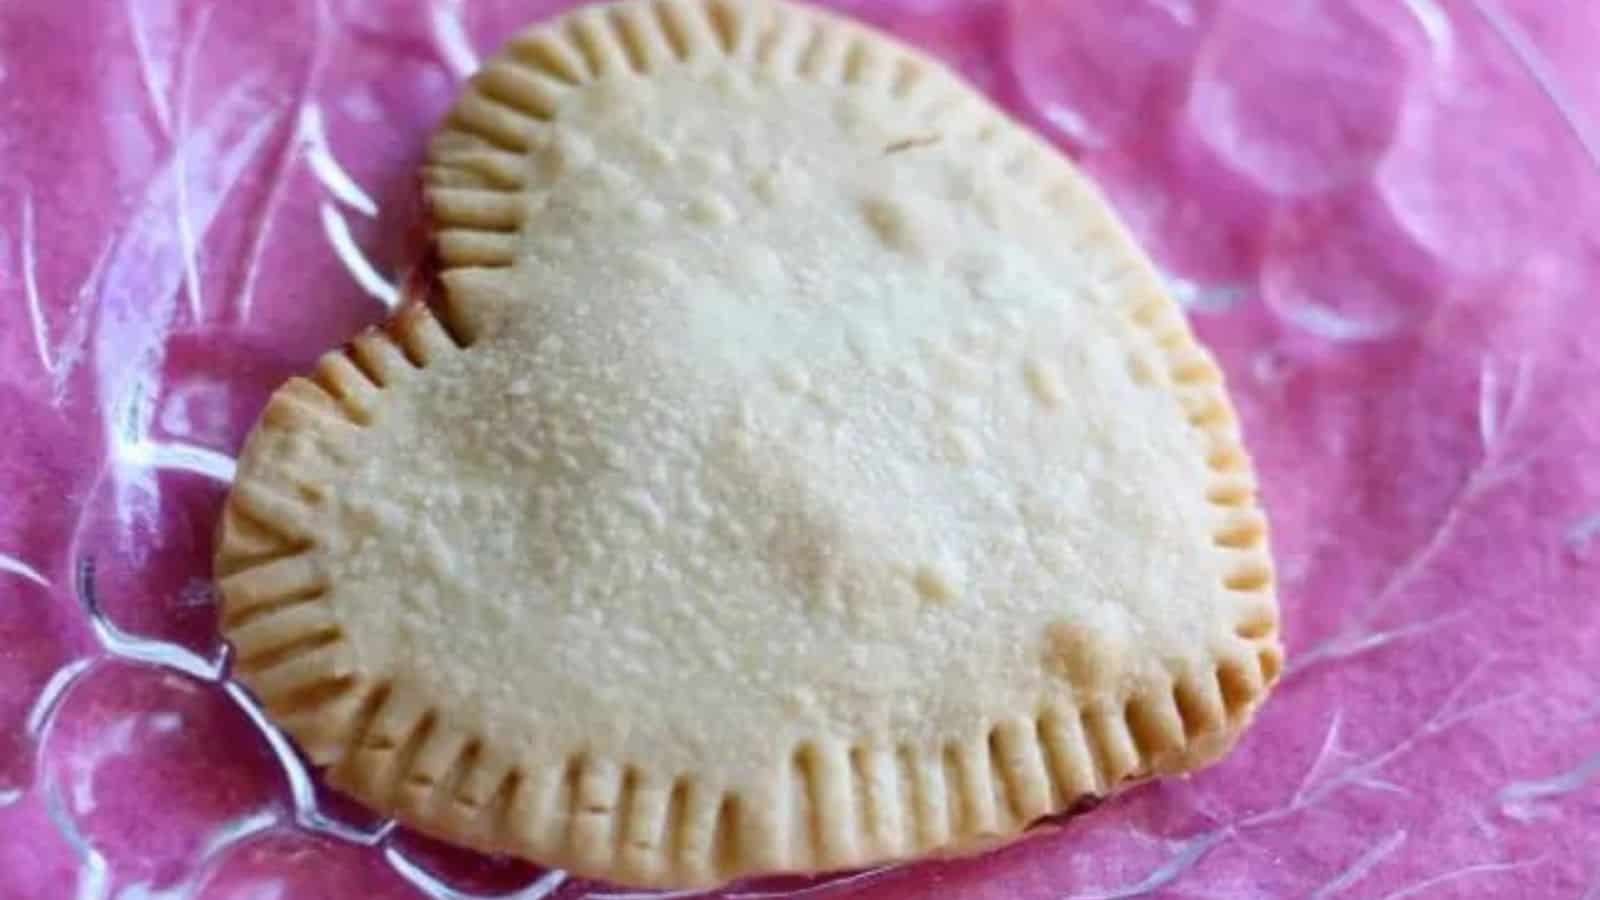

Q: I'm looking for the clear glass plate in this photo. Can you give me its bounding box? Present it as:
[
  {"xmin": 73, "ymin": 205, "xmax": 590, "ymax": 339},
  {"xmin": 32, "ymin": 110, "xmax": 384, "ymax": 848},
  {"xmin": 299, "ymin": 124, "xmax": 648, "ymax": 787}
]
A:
[{"xmin": 3, "ymin": 0, "xmax": 1598, "ymax": 897}]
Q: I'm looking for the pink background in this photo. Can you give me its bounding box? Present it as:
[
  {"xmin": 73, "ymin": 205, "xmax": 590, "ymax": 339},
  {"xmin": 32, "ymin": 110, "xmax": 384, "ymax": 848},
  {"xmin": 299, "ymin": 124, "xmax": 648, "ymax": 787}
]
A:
[{"xmin": 3, "ymin": 0, "xmax": 1599, "ymax": 897}]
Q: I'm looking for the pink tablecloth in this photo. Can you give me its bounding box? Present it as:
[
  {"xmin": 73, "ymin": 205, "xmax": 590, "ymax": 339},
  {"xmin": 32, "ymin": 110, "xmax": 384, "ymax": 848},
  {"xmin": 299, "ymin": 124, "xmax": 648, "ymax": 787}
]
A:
[{"xmin": 3, "ymin": 1, "xmax": 1598, "ymax": 897}]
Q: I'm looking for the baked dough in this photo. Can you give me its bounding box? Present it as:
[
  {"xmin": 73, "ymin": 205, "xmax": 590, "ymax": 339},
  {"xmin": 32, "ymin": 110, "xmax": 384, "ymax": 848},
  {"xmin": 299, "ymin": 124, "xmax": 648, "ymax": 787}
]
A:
[{"xmin": 214, "ymin": 0, "xmax": 1282, "ymax": 888}]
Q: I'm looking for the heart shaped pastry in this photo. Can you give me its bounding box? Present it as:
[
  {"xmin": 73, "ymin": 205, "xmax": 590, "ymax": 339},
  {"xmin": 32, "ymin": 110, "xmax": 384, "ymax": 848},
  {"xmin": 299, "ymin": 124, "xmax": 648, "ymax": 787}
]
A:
[{"xmin": 215, "ymin": 0, "xmax": 1282, "ymax": 888}]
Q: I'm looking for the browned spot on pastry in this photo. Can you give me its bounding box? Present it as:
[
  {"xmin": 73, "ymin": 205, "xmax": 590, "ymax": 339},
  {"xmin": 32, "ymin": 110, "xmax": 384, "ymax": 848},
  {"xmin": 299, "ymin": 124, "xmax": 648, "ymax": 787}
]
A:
[
  {"xmin": 1023, "ymin": 358, "xmax": 1066, "ymax": 408},
  {"xmin": 860, "ymin": 194, "xmax": 924, "ymax": 257},
  {"xmin": 884, "ymin": 133, "xmax": 942, "ymax": 155},
  {"xmin": 1041, "ymin": 620, "xmax": 1123, "ymax": 690},
  {"xmin": 912, "ymin": 564, "xmax": 958, "ymax": 605},
  {"xmin": 687, "ymin": 191, "xmax": 738, "ymax": 227}
]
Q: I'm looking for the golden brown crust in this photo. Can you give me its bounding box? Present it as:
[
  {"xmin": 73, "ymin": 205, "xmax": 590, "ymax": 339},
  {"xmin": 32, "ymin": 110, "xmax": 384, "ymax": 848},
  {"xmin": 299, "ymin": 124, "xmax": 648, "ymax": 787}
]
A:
[{"xmin": 216, "ymin": 0, "xmax": 1282, "ymax": 888}]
